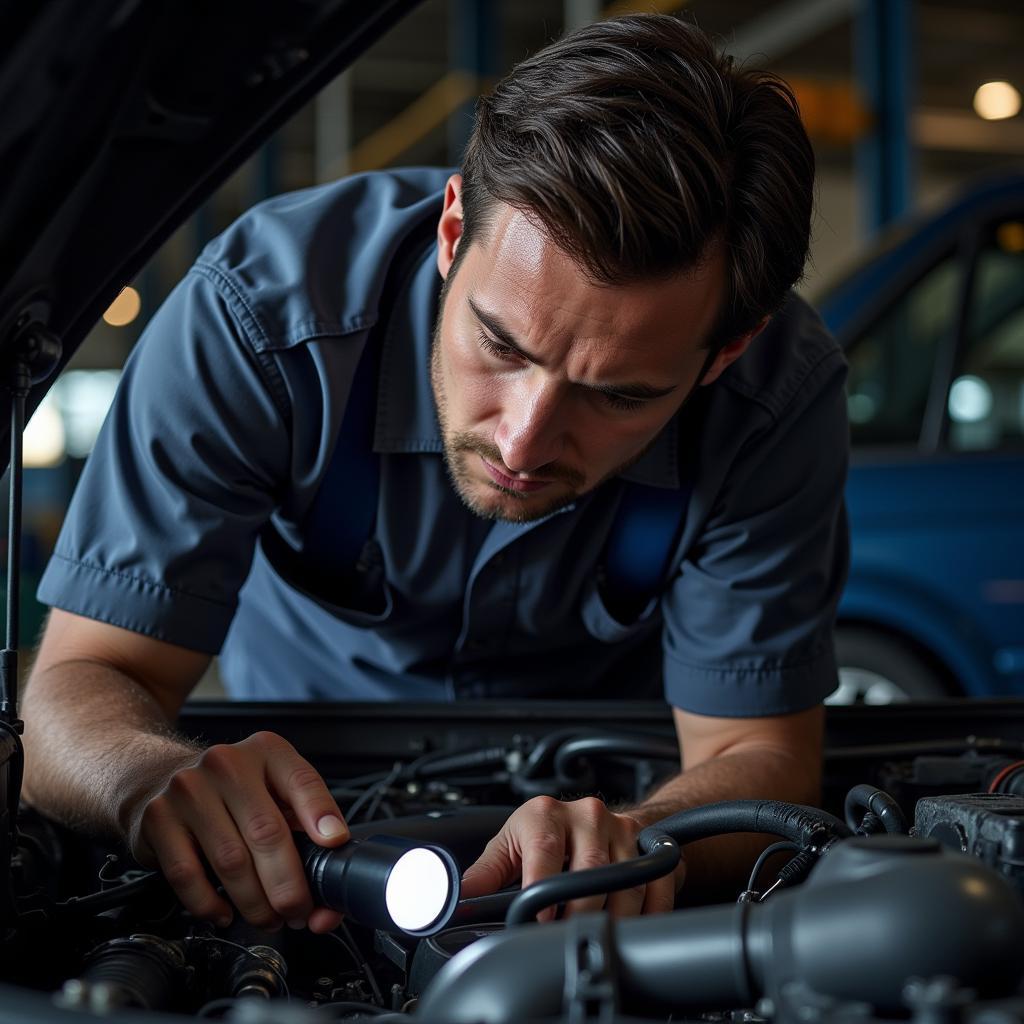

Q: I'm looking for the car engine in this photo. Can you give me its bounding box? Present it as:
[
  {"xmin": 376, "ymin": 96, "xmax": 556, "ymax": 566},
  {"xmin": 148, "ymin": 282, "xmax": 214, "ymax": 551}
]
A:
[{"xmin": 2, "ymin": 703, "xmax": 1024, "ymax": 1024}]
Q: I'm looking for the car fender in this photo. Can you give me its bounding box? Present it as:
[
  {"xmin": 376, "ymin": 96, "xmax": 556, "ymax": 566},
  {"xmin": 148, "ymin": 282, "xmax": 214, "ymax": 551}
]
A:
[{"xmin": 839, "ymin": 573, "xmax": 997, "ymax": 697}]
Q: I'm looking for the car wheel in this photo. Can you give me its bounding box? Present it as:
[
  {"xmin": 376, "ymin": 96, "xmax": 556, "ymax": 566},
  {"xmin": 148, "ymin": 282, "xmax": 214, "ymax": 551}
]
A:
[{"xmin": 829, "ymin": 628, "xmax": 951, "ymax": 705}]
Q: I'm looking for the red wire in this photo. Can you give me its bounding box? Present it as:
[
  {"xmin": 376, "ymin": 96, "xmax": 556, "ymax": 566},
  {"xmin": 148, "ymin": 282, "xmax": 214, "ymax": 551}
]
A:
[{"xmin": 988, "ymin": 760, "xmax": 1024, "ymax": 794}]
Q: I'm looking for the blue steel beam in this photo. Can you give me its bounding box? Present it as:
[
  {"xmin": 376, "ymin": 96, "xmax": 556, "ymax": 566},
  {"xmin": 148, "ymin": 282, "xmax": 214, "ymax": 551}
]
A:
[
  {"xmin": 447, "ymin": 0, "xmax": 499, "ymax": 163},
  {"xmin": 856, "ymin": 0, "xmax": 914, "ymax": 235}
]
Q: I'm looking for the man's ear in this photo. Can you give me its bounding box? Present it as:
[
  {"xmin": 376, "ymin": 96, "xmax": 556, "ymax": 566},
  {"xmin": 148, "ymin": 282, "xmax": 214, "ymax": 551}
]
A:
[
  {"xmin": 437, "ymin": 173, "xmax": 464, "ymax": 280},
  {"xmin": 699, "ymin": 316, "xmax": 770, "ymax": 387}
]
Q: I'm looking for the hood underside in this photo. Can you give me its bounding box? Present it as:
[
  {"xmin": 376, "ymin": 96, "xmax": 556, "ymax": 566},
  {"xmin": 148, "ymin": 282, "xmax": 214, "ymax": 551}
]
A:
[{"xmin": 0, "ymin": 0, "xmax": 422, "ymax": 464}]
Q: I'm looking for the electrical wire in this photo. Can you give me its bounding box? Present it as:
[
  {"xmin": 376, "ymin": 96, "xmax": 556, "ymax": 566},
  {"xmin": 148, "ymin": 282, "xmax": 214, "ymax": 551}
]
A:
[
  {"xmin": 346, "ymin": 763, "xmax": 403, "ymax": 823},
  {"xmin": 746, "ymin": 841, "xmax": 801, "ymax": 894},
  {"xmin": 56, "ymin": 871, "xmax": 164, "ymax": 914},
  {"xmin": 334, "ymin": 923, "xmax": 384, "ymax": 1005}
]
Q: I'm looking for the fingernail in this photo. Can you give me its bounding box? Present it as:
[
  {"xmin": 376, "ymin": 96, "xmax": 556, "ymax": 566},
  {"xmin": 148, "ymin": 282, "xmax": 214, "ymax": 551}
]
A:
[
  {"xmin": 287, "ymin": 919, "xmax": 306, "ymax": 931},
  {"xmin": 317, "ymin": 814, "xmax": 347, "ymax": 839},
  {"xmin": 216, "ymin": 915, "xmax": 233, "ymax": 929}
]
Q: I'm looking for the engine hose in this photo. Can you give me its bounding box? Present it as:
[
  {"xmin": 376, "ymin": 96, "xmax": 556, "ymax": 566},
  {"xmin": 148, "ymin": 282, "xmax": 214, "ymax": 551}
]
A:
[
  {"xmin": 60, "ymin": 935, "xmax": 185, "ymax": 1012},
  {"xmin": 504, "ymin": 837, "xmax": 679, "ymax": 926},
  {"xmin": 552, "ymin": 736, "xmax": 680, "ymax": 783},
  {"xmin": 417, "ymin": 838, "xmax": 1024, "ymax": 1023},
  {"xmin": 843, "ymin": 785, "xmax": 907, "ymax": 835},
  {"xmin": 637, "ymin": 800, "xmax": 852, "ymax": 856}
]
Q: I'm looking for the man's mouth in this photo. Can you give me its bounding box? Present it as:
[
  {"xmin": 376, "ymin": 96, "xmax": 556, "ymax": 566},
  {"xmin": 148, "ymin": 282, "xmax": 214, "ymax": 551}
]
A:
[{"xmin": 480, "ymin": 457, "xmax": 553, "ymax": 493}]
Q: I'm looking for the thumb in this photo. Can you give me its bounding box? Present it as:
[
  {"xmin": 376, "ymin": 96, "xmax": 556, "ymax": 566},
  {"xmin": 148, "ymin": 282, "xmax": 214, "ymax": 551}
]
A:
[{"xmin": 460, "ymin": 834, "xmax": 520, "ymax": 900}]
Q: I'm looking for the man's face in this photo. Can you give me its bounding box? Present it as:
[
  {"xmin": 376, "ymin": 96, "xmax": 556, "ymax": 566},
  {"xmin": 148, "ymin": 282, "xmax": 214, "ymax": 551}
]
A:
[{"xmin": 431, "ymin": 176, "xmax": 745, "ymax": 523}]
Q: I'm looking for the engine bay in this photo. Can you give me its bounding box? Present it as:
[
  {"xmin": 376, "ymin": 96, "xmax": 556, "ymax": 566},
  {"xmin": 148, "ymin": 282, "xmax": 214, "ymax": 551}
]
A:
[{"xmin": 2, "ymin": 700, "xmax": 1024, "ymax": 1024}]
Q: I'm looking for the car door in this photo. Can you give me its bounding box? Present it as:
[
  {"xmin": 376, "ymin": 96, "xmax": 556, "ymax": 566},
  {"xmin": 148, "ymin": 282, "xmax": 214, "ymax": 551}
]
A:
[{"xmin": 839, "ymin": 209, "xmax": 1024, "ymax": 701}]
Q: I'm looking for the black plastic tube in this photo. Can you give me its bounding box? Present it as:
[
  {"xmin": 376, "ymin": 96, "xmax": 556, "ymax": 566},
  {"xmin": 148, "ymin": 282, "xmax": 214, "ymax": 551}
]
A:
[
  {"xmin": 637, "ymin": 800, "xmax": 852, "ymax": 855},
  {"xmin": 417, "ymin": 839, "xmax": 1024, "ymax": 1023},
  {"xmin": 552, "ymin": 736, "xmax": 680, "ymax": 782},
  {"xmin": 843, "ymin": 785, "xmax": 907, "ymax": 835},
  {"xmin": 504, "ymin": 837, "xmax": 679, "ymax": 926}
]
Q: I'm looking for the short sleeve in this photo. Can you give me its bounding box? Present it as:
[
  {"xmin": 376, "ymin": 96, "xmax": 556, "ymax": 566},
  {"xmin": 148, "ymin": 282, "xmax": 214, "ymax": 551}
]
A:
[
  {"xmin": 37, "ymin": 268, "xmax": 291, "ymax": 653},
  {"xmin": 661, "ymin": 352, "xmax": 850, "ymax": 716}
]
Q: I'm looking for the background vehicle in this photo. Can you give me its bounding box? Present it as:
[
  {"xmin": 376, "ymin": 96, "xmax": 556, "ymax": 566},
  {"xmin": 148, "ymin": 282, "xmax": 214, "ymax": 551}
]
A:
[{"xmin": 820, "ymin": 175, "xmax": 1024, "ymax": 702}]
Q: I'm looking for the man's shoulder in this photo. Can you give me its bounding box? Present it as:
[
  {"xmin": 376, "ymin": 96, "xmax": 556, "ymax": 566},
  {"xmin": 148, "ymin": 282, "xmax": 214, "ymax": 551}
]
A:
[
  {"xmin": 718, "ymin": 292, "xmax": 846, "ymax": 423},
  {"xmin": 191, "ymin": 168, "xmax": 451, "ymax": 352}
]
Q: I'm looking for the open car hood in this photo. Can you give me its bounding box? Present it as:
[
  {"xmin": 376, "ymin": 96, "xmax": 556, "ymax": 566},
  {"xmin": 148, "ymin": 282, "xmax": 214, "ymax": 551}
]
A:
[{"xmin": 0, "ymin": 0, "xmax": 422, "ymax": 466}]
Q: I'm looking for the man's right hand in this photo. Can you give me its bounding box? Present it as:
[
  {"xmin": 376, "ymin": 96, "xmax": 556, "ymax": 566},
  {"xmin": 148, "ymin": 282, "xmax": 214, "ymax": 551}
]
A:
[{"xmin": 128, "ymin": 730, "xmax": 350, "ymax": 933}]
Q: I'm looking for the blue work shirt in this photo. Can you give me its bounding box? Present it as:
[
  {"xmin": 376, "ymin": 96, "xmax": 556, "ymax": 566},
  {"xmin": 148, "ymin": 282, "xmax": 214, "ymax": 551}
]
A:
[{"xmin": 38, "ymin": 167, "xmax": 849, "ymax": 715}]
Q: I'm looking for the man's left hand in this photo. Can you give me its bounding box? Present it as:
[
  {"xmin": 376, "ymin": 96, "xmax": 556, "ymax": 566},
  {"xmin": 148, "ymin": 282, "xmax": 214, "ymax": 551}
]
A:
[{"xmin": 459, "ymin": 795, "xmax": 682, "ymax": 920}]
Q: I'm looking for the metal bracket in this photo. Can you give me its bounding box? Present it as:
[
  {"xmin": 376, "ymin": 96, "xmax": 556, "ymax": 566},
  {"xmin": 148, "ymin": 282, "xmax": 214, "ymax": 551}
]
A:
[{"xmin": 562, "ymin": 913, "xmax": 620, "ymax": 1024}]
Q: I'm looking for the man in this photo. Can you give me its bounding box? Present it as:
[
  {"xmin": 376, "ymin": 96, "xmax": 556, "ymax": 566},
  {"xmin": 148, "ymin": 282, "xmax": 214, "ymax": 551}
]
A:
[{"xmin": 22, "ymin": 14, "xmax": 847, "ymax": 934}]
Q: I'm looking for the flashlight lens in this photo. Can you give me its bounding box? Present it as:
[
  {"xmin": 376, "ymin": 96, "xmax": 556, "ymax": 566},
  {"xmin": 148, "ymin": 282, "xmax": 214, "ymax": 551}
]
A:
[{"xmin": 385, "ymin": 848, "xmax": 453, "ymax": 932}]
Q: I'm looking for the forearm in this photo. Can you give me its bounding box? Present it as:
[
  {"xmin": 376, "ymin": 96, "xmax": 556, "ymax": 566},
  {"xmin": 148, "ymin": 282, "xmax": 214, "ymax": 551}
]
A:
[
  {"xmin": 626, "ymin": 744, "xmax": 821, "ymax": 894},
  {"xmin": 21, "ymin": 660, "xmax": 201, "ymax": 841}
]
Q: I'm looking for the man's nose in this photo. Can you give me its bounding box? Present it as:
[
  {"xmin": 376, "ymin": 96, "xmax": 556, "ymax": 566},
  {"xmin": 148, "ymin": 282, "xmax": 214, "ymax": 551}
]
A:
[{"xmin": 495, "ymin": 375, "xmax": 566, "ymax": 475}]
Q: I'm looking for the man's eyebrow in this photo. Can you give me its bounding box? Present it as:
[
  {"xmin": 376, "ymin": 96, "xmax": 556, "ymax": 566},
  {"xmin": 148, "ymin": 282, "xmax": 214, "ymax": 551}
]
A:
[{"xmin": 467, "ymin": 296, "xmax": 678, "ymax": 401}]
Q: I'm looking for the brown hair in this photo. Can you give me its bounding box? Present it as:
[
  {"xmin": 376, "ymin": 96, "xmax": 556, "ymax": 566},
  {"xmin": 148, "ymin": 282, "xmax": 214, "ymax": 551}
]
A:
[{"xmin": 457, "ymin": 14, "xmax": 815, "ymax": 350}]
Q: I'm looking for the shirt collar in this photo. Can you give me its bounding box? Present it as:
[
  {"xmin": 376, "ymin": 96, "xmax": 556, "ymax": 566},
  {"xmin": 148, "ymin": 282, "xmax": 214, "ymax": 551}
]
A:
[{"xmin": 373, "ymin": 243, "xmax": 681, "ymax": 489}]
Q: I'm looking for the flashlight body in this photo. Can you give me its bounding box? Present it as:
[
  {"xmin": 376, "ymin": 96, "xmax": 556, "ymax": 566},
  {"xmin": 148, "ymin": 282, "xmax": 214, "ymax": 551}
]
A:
[{"xmin": 295, "ymin": 833, "xmax": 460, "ymax": 936}]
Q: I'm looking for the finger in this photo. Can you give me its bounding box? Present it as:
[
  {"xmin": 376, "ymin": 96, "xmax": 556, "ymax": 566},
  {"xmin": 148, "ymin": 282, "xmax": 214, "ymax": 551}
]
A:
[
  {"xmin": 142, "ymin": 800, "xmax": 233, "ymax": 927},
  {"xmin": 561, "ymin": 798, "xmax": 613, "ymax": 918},
  {"xmin": 460, "ymin": 832, "xmax": 519, "ymax": 900},
  {"xmin": 209, "ymin": 745, "xmax": 321, "ymax": 929},
  {"xmin": 258, "ymin": 735, "xmax": 350, "ymax": 849},
  {"xmin": 604, "ymin": 834, "xmax": 646, "ymax": 919},
  {"xmin": 223, "ymin": 785, "xmax": 317, "ymax": 930},
  {"xmin": 180, "ymin": 796, "xmax": 282, "ymax": 931},
  {"xmin": 516, "ymin": 800, "xmax": 571, "ymax": 923},
  {"xmin": 308, "ymin": 908, "xmax": 344, "ymax": 934},
  {"xmin": 640, "ymin": 873, "xmax": 677, "ymax": 916}
]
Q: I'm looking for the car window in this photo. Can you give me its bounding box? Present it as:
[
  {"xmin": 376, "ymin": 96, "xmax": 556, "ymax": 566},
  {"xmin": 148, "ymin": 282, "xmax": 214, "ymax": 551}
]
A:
[
  {"xmin": 846, "ymin": 254, "xmax": 959, "ymax": 446},
  {"xmin": 948, "ymin": 219, "xmax": 1024, "ymax": 452}
]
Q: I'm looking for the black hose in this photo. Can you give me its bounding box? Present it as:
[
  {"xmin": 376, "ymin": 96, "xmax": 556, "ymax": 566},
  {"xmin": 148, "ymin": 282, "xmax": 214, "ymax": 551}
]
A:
[
  {"xmin": 637, "ymin": 799, "xmax": 852, "ymax": 855},
  {"xmin": 843, "ymin": 785, "xmax": 907, "ymax": 835},
  {"xmin": 504, "ymin": 836, "xmax": 679, "ymax": 926},
  {"xmin": 552, "ymin": 736, "xmax": 680, "ymax": 783}
]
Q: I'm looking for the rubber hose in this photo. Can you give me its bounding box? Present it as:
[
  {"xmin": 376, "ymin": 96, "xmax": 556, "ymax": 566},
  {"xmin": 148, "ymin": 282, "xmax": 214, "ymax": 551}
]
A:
[
  {"xmin": 638, "ymin": 800, "xmax": 852, "ymax": 855},
  {"xmin": 504, "ymin": 837, "xmax": 679, "ymax": 926},
  {"xmin": 843, "ymin": 785, "xmax": 907, "ymax": 835}
]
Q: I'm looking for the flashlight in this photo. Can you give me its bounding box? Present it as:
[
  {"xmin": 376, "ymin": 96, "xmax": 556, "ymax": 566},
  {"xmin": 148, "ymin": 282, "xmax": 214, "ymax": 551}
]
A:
[{"xmin": 296, "ymin": 834, "xmax": 460, "ymax": 937}]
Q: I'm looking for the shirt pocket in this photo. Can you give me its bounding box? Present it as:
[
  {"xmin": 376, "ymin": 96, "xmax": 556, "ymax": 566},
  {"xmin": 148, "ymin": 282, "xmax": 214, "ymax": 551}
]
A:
[
  {"xmin": 580, "ymin": 572, "xmax": 663, "ymax": 645},
  {"xmin": 258, "ymin": 533, "xmax": 395, "ymax": 627}
]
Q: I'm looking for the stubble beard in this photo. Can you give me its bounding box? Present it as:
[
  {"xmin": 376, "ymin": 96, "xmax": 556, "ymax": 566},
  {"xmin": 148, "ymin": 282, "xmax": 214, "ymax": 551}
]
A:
[{"xmin": 429, "ymin": 300, "xmax": 662, "ymax": 524}]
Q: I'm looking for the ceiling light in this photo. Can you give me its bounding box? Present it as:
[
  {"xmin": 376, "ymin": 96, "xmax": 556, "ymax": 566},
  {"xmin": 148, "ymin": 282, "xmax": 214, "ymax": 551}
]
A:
[
  {"xmin": 102, "ymin": 287, "xmax": 141, "ymax": 327},
  {"xmin": 24, "ymin": 394, "xmax": 66, "ymax": 468},
  {"xmin": 973, "ymin": 81, "xmax": 1021, "ymax": 121},
  {"xmin": 948, "ymin": 376, "xmax": 993, "ymax": 423}
]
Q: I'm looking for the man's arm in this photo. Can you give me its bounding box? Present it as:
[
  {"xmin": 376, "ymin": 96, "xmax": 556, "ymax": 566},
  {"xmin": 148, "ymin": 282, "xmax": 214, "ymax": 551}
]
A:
[
  {"xmin": 627, "ymin": 704, "xmax": 824, "ymax": 890},
  {"xmin": 23, "ymin": 608, "xmax": 350, "ymax": 933},
  {"xmin": 459, "ymin": 703, "xmax": 823, "ymax": 916}
]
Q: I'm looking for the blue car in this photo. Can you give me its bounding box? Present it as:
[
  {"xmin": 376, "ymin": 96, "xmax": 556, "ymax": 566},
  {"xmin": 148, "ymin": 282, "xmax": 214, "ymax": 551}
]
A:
[{"xmin": 819, "ymin": 174, "xmax": 1024, "ymax": 702}]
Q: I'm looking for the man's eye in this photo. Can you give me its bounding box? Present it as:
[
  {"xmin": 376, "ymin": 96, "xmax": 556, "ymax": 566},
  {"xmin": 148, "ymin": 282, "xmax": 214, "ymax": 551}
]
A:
[
  {"xmin": 477, "ymin": 331, "xmax": 520, "ymax": 362},
  {"xmin": 601, "ymin": 393, "xmax": 647, "ymax": 412}
]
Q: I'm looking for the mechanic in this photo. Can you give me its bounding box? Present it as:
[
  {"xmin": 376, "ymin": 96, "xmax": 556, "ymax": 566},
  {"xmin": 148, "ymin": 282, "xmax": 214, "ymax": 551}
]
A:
[{"xmin": 21, "ymin": 14, "xmax": 847, "ymax": 934}]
